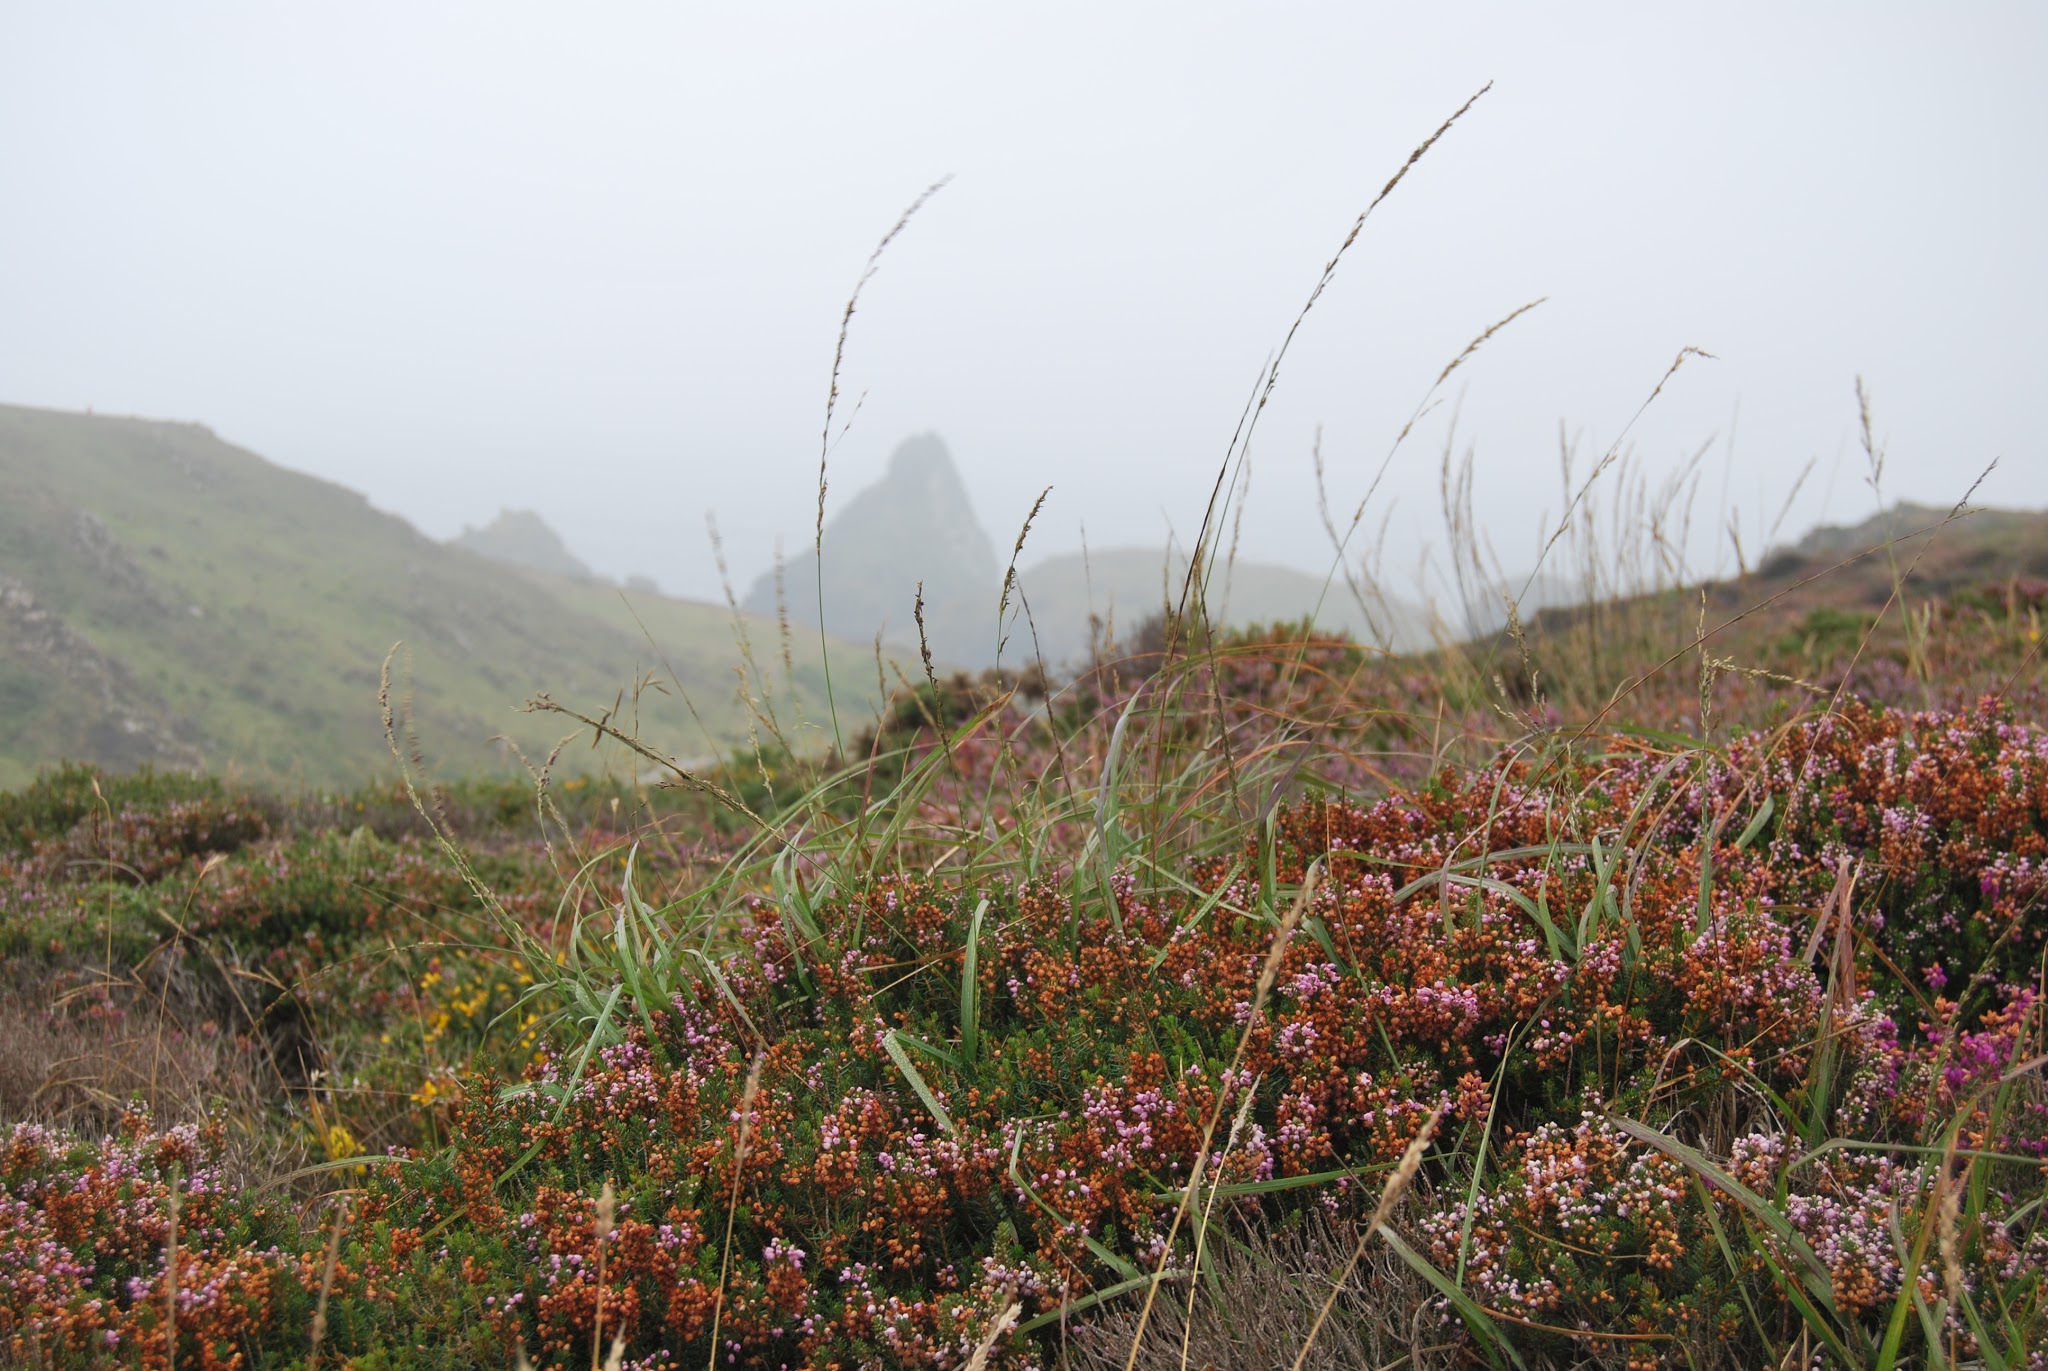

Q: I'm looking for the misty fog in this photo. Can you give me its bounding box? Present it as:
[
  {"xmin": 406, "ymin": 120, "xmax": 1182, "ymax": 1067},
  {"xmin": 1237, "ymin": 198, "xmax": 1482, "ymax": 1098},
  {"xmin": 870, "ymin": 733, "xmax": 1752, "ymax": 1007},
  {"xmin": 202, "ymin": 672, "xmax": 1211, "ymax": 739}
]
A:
[{"xmin": 3, "ymin": 3, "xmax": 2042, "ymax": 612}]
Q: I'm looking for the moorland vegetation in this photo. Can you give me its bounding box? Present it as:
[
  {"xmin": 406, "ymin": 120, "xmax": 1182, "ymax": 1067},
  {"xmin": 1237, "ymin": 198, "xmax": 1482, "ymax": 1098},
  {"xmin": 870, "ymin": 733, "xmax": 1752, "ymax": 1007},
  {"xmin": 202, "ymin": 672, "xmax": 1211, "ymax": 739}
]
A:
[
  {"xmin": 1, "ymin": 490, "xmax": 2042, "ymax": 1369},
  {"xmin": 2, "ymin": 104, "xmax": 2045, "ymax": 1371}
]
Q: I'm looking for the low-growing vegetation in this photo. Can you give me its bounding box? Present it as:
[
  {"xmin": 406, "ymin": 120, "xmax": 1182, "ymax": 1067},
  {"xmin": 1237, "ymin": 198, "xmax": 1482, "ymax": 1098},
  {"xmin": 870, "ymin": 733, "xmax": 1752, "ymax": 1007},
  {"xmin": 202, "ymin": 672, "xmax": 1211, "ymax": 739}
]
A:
[
  {"xmin": 4, "ymin": 101, "xmax": 2045, "ymax": 1369},
  {"xmin": 0, "ymin": 548, "xmax": 2042, "ymax": 1367}
]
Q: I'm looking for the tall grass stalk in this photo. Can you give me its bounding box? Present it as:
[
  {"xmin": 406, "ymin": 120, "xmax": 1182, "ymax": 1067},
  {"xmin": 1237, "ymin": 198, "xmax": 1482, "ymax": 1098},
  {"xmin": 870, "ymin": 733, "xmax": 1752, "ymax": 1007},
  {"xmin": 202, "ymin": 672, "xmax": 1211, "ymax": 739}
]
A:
[
  {"xmin": 707, "ymin": 1052, "xmax": 765, "ymax": 1371},
  {"xmin": 813, "ymin": 177, "xmax": 951, "ymax": 756}
]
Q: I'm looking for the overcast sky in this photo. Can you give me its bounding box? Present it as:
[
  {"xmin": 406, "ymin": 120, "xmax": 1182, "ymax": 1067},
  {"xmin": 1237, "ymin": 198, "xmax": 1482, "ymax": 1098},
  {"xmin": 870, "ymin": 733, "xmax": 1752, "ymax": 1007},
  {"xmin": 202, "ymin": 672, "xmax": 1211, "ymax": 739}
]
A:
[{"xmin": 3, "ymin": 3, "xmax": 2042, "ymax": 604}]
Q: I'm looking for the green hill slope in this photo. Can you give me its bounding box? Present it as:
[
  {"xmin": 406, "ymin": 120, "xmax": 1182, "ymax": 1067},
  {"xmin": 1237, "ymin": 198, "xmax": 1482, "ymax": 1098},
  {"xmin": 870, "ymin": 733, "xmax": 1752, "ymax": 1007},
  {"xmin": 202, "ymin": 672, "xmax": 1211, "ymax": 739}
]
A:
[{"xmin": 0, "ymin": 404, "xmax": 878, "ymax": 788}]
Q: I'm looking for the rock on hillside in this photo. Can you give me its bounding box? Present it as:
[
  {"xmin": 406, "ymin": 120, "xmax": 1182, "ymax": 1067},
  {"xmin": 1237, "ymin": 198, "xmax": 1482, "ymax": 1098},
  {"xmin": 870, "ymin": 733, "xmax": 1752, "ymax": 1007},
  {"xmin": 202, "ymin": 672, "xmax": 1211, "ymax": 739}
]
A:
[
  {"xmin": 747, "ymin": 432, "xmax": 1447, "ymax": 669},
  {"xmin": 453, "ymin": 509, "xmax": 594, "ymax": 579},
  {"xmin": 745, "ymin": 433, "xmax": 1000, "ymax": 666},
  {"xmin": 0, "ymin": 572, "xmax": 206, "ymax": 776}
]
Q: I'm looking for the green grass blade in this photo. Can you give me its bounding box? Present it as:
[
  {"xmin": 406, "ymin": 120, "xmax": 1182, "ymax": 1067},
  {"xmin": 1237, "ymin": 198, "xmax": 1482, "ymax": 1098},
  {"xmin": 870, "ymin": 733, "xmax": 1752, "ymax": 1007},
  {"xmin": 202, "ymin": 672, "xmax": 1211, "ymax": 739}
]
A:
[
  {"xmin": 1093, "ymin": 686, "xmax": 1145, "ymax": 897},
  {"xmin": 1388, "ymin": 843, "xmax": 1593, "ymax": 903},
  {"xmin": 1150, "ymin": 1163, "xmax": 1387, "ymax": 1202},
  {"xmin": 1688, "ymin": 1176, "xmax": 1776, "ymax": 1358},
  {"xmin": 882, "ymin": 1029, "xmax": 955, "ymax": 1134},
  {"xmin": 1733, "ymin": 792, "xmax": 1775, "ymax": 850},
  {"xmin": 1577, "ymin": 834, "xmax": 1611, "ymax": 952},
  {"xmin": 1374, "ymin": 1224, "xmax": 1524, "ymax": 1371},
  {"xmin": 894, "ymin": 1030, "xmax": 960, "ymax": 1070},
  {"xmin": 770, "ymin": 840, "xmax": 822, "ymax": 996},
  {"xmin": 1014, "ymin": 1271, "xmax": 1190, "ymax": 1335},
  {"xmin": 1695, "ymin": 812, "xmax": 1721, "ymax": 936},
  {"xmin": 1005, "ymin": 1124, "xmax": 1143, "ymax": 1280},
  {"xmin": 1455, "ymin": 1030, "xmax": 1518, "ymax": 1287},
  {"xmin": 1147, "ymin": 861, "xmax": 1245, "ymax": 972},
  {"xmin": 1606, "ymin": 1115, "xmax": 1841, "ymax": 1317},
  {"xmin": 689, "ymin": 949, "xmax": 765, "ymax": 1047},
  {"xmin": 960, "ymin": 896, "xmax": 987, "ymax": 1065}
]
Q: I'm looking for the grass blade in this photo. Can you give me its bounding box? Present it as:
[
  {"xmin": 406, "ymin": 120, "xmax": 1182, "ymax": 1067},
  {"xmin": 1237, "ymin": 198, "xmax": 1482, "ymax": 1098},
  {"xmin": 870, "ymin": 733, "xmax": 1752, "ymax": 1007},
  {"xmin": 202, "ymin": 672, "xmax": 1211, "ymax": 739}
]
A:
[
  {"xmin": 881, "ymin": 1029, "xmax": 954, "ymax": 1134},
  {"xmin": 1733, "ymin": 792, "xmax": 1775, "ymax": 850},
  {"xmin": 1373, "ymin": 1224, "xmax": 1524, "ymax": 1371},
  {"xmin": 1015, "ymin": 1272, "xmax": 1190, "ymax": 1335},
  {"xmin": 960, "ymin": 896, "xmax": 987, "ymax": 1065},
  {"xmin": 1606, "ymin": 1116, "xmax": 1842, "ymax": 1319}
]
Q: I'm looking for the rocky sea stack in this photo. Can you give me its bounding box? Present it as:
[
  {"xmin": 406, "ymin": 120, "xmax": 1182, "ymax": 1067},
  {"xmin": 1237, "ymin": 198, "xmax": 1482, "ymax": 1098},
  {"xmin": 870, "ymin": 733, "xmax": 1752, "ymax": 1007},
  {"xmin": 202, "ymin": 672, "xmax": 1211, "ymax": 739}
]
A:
[{"xmin": 746, "ymin": 433, "xmax": 999, "ymax": 665}]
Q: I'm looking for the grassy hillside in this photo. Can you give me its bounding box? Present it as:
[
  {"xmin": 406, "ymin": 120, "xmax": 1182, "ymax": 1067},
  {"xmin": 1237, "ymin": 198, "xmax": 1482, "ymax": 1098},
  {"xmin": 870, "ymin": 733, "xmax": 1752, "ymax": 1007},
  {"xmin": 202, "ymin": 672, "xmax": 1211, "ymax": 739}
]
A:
[
  {"xmin": 0, "ymin": 404, "xmax": 882, "ymax": 788},
  {"xmin": 1477, "ymin": 500, "xmax": 2048, "ymax": 722}
]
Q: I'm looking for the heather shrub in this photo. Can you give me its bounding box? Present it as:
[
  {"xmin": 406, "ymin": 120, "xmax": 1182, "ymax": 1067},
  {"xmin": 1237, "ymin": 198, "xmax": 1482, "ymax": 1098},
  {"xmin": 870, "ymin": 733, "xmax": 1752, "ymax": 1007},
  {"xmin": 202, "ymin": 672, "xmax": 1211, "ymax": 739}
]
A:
[
  {"xmin": 0, "ymin": 1112, "xmax": 316, "ymax": 1368},
  {"xmin": 255, "ymin": 700, "xmax": 2043, "ymax": 1369},
  {"xmin": 0, "ymin": 565, "xmax": 2043, "ymax": 1369},
  {"xmin": 1, "ymin": 672, "xmax": 2044, "ymax": 1367},
  {"xmin": 0, "ymin": 764, "xmax": 234, "ymax": 856}
]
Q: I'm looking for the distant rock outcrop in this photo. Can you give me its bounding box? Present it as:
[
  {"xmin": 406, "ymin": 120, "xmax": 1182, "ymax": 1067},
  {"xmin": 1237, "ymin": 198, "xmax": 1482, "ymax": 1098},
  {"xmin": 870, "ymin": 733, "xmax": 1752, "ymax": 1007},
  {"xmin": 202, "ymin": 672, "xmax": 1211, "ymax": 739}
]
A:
[
  {"xmin": 746, "ymin": 434, "xmax": 1000, "ymax": 665},
  {"xmin": 748, "ymin": 432, "xmax": 1450, "ymax": 668},
  {"xmin": 453, "ymin": 509, "xmax": 593, "ymax": 579}
]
